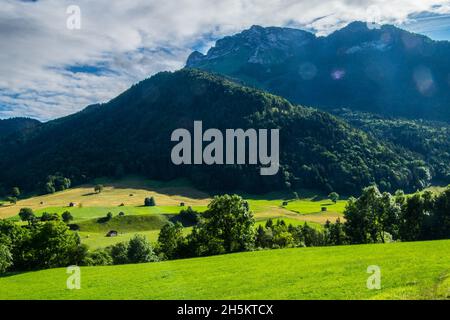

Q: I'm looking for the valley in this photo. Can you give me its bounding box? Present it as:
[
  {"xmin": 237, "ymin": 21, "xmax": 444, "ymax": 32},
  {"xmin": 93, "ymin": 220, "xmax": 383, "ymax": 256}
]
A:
[
  {"xmin": 1, "ymin": 176, "xmax": 337, "ymax": 249},
  {"xmin": 0, "ymin": 19, "xmax": 449, "ymax": 302}
]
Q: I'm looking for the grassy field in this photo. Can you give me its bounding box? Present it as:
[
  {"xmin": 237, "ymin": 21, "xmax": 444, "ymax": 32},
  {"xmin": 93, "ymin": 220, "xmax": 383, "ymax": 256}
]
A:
[
  {"xmin": 284, "ymin": 199, "xmax": 346, "ymax": 215},
  {"xmin": 79, "ymin": 218, "xmax": 321, "ymax": 250},
  {"xmin": 0, "ymin": 240, "xmax": 448, "ymax": 300},
  {"xmin": 78, "ymin": 228, "xmax": 194, "ymax": 250},
  {"xmin": 0, "ymin": 176, "xmax": 211, "ymax": 219},
  {"xmin": 5, "ymin": 177, "xmax": 446, "ymax": 251},
  {"xmin": 1, "ymin": 177, "xmax": 348, "ymax": 249},
  {"xmin": 31, "ymin": 205, "xmax": 207, "ymax": 222},
  {"xmin": 1, "ymin": 179, "xmax": 448, "ymax": 300},
  {"xmin": 76, "ymin": 214, "xmax": 175, "ymax": 233},
  {"xmin": 242, "ymin": 195, "xmax": 346, "ymax": 224}
]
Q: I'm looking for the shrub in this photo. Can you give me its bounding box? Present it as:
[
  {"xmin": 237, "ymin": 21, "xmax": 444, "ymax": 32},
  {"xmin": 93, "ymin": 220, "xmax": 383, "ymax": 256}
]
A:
[
  {"xmin": 273, "ymin": 231, "xmax": 294, "ymax": 248},
  {"xmin": 40, "ymin": 212, "xmax": 59, "ymax": 222},
  {"xmin": 19, "ymin": 208, "xmax": 36, "ymax": 225},
  {"xmin": 94, "ymin": 184, "xmax": 104, "ymax": 194},
  {"xmin": 45, "ymin": 182, "xmax": 56, "ymax": 194},
  {"xmin": 328, "ymin": 192, "xmax": 339, "ymax": 203},
  {"xmin": 22, "ymin": 221, "xmax": 86, "ymax": 270},
  {"xmin": 109, "ymin": 242, "xmax": 129, "ymax": 265},
  {"xmin": 68, "ymin": 224, "xmax": 80, "ymax": 231},
  {"xmin": 0, "ymin": 244, "xmax": 12, "ymax": 274},
  {"xmin": 0, "ymin": 220, "xmax": 87, "ymax": 272},
  {"xmin": 11, "ymin": 187, "xmax": 20, "ymax": 197},
  {"xmin": 144, "ymin": 197, "xmax": 156, "ymax": 207},
  {"xmin": 127, "ymin": 235, "xmax": 158, "ymax": 263},
  {"xmin": 179, "ymin": 206, "xmax": 200, "ymax": 225},
  {"xmin": 44, "ymin": 174, "xmax": 71, "ymax": 194},
  {"xmin": 83, "ymin": 249, "xmax": 113, "ymax": 266},
  {"xmin": 62, "ymin": 211, "xmax": 74, "ymax": 223},
  {"xmin": 157, "ymin": 222, "xmax": 184, "ymax": 260}
]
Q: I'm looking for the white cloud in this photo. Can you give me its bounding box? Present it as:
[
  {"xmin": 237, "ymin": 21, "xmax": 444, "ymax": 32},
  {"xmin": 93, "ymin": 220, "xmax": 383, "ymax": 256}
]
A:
[{"xmin": 0, "ymin": 0, "xmax": 449, "ymax": 120}]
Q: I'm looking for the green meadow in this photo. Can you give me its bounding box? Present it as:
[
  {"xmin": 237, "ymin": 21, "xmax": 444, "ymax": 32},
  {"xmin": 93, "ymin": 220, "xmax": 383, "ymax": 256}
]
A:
[
  {"xmin": 78, "ymin": 228, "xmax": 194, "ymax": 250},
  {"xmin": 76, "ymin": 214, "xmax": 174, "ymax": 233},
  {"xmin": 283, "ymin": 199, "xmax": 346, "ymax": 215},
  {"xmin": 0, "ymin": 240, "xmax": 448, "ymax": 300},
  {"xmin": 7, "ymin": 205, "xmax": 207, "ymax": 222},
  {"xmin": 3, "ymin": 178, "xmax": 447, "ymax": 252},
  {"xmin": 1, "ymin": 177, "xmax": 347, "ymax": 250},
  {"xmin": 0, "ymin": 178, "xmax": 449, "ymax": 300}
]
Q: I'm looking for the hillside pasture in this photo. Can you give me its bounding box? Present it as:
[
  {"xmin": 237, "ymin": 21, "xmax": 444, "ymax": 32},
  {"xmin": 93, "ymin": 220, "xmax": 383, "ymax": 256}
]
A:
[
  {"xmin": 0, "ymin": 176, "xmax": 211, "ymax": 219},
  {"xmin": 1, "ymin": 177, "xmax": 353, "ymax": 250},
  {"xmin": 0, "ymin": 240, "xmax": 448, "ymax": 300}
]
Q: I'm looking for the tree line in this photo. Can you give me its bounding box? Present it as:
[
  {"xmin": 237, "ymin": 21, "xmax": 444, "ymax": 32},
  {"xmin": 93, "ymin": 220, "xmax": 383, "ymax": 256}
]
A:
[{"xmin": 83, "ymin": 186, "xmax": 450, "ymax": 266}]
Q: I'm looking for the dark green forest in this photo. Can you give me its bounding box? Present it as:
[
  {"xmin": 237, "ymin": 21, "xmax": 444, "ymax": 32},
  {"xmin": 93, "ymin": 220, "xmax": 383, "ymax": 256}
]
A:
[
  {"xmin": 335, "ymin": 109, "xmax": 450, "ymax": 184},
  {"xmin": 0, "ymin": 69, "xmax": 436, "ymax": 196}
]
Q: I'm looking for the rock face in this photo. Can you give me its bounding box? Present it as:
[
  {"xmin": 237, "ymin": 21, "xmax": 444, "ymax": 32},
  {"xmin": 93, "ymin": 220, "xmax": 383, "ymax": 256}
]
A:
[
  {"xmin": 187, "ymin": 25, "xmax": 315, "ymax": 72},
  {"xmin": 187, "ymin": 22, "xmax": 450, "ymax": 122}
]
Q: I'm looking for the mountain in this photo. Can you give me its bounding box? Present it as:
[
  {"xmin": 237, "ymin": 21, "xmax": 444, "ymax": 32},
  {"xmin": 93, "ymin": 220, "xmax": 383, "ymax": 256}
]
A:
[
  {"xmin": 187, "ymin": 22, "xmax": 450, "ymax": 121},
  {"xmin": 0, "ymin": 69, "xmax": 431, "ymax": 195},
  {"xmin": 0, "ymin": 117, "xmax": 41, "ymax": 138}
]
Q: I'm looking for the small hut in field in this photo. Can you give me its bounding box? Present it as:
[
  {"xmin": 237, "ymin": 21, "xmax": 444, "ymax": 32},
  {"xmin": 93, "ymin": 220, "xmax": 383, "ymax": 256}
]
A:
[{"xmin": 106, "ymin": 230, "xmax": 118, "ymax": 237}]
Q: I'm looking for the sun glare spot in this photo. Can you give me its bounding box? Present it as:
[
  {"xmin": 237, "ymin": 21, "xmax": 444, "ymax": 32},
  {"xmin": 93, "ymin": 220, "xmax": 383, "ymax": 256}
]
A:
[
  {"xmin": 413, "ymin": 66, "xmax": 436, "ymax": 96},
  {"xmin": 331, "ymin": 69, "xmax": 345, "ymax": 80}
]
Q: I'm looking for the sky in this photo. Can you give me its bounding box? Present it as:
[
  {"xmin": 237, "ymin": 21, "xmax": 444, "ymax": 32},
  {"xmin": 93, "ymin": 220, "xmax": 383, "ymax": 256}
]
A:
[{"xmin": 1, "ymin": 0, "xmax": 450, "ymax": 121}]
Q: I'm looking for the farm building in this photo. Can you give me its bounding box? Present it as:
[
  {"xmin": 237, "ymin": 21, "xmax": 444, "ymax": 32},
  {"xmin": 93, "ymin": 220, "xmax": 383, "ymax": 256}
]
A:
[{"xmin": 106, "ymin": 230, "xmax": 118, "ymax": 237}]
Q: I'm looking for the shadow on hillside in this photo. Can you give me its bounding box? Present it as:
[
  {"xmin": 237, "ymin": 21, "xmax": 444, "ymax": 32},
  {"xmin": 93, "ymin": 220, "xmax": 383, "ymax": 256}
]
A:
[
  {"xmin": 96, "ymin": 216, "xmax": 111, "ymax": 224},
  {"xmin": 169, "ymin": 214, "xmax": 198, "ymax": 227},
  {"xmin": 238, "ymin": 188, "xmax": 338, "ymax": 202},
  {"xmin": 84, "ymin": 176, "xmax": 211, "ymax": 201},
  {"xmin": 321, "ymin": 203, "xmax": 334, "ymax": 206},
  {"xmin": 310, "ymin": 195, "xmax": 329, "ymax": 201},
  {"xmin": 82, "ymin": 192, "xmax": 98, "ymax": 197},
  {"xmin": 0, "ymin": 271, "xmax": 26, "ymax": 278}
]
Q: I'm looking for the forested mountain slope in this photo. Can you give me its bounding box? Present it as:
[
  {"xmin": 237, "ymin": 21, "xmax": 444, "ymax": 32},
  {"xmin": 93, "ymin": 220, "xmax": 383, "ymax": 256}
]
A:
[{"xmin": 0, "ymin": 69, "xmax": 429, "ymax": 195}]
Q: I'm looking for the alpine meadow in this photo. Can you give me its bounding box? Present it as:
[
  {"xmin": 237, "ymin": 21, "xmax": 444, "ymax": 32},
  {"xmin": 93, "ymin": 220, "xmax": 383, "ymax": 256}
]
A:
[{"xmin": 0, "ymin": 1, "xmax": 449, "ymax": 304}]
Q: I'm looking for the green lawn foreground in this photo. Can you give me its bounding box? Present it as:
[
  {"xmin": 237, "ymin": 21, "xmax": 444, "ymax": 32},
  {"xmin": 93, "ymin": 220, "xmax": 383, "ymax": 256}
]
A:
[{"xmin": 0, "ymin": 240, "xmax": 448, "ymax": 300}]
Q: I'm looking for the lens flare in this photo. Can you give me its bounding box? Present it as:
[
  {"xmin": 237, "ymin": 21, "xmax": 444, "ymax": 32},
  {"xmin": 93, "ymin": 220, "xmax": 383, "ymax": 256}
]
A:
[
  {"xmin": 413, "ymin": 66, "xmax": 435, "ymax": 96},
  {"xmin": 331, "ymin": 69, "xmax": 346, "ymax": 80}
]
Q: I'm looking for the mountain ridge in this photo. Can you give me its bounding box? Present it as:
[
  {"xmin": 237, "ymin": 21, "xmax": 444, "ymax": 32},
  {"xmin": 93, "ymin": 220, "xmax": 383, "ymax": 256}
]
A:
[
  {"xmin": 0, "ymin": 117, "xmax": 41, "ymax": 139},
  {"xmin": 187, "ymin": 21, "xmax": 450, "ymax": 121}
]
